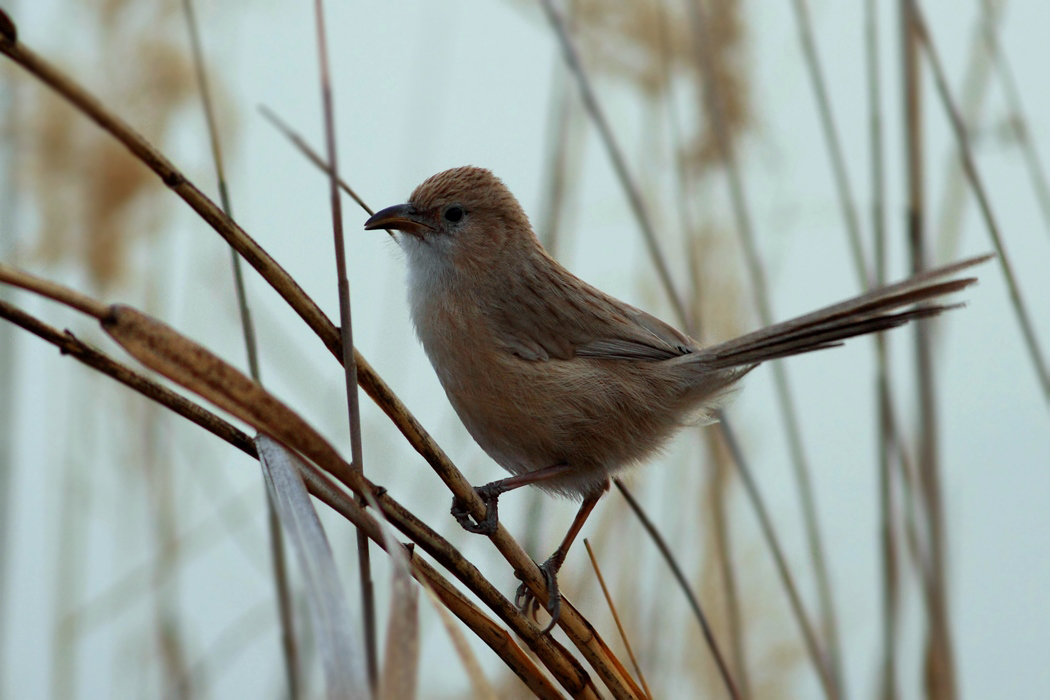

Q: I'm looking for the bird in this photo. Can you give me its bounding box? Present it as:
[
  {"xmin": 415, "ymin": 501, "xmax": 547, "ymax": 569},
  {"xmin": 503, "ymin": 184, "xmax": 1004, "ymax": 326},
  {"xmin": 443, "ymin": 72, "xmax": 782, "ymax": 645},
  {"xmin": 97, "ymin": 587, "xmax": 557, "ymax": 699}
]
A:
[{"xmin": 364, "ymin": 165, "xmax": 987, "ymax": 631}]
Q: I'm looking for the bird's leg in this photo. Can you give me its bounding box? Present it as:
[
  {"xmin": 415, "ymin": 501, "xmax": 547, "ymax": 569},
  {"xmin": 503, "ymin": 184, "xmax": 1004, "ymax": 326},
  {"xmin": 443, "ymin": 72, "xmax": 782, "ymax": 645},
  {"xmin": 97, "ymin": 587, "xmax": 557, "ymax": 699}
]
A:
[
  {"xmin": 451, "ymin": 462, "xmax": 575, "ymax": 535},
  {"xmin": 516, "ymin": 479, "xmax": 609, "ymax": 633}
]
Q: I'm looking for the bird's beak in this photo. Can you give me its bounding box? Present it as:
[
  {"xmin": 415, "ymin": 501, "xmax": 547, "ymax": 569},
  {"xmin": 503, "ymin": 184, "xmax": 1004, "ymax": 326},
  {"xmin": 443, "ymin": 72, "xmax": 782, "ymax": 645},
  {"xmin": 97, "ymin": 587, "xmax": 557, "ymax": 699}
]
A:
[{"xmin": 364, "ymin": 203, "xmax": 433, "ymax": 238}]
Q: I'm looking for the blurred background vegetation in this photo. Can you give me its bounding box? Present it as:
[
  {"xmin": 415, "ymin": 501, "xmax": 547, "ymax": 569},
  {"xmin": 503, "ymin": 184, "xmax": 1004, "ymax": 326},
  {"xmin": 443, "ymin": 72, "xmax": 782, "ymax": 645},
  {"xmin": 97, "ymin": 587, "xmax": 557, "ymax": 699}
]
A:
[{"xmin": 0, "ymin": 0, "xmax": 1048, "ymax": 697}]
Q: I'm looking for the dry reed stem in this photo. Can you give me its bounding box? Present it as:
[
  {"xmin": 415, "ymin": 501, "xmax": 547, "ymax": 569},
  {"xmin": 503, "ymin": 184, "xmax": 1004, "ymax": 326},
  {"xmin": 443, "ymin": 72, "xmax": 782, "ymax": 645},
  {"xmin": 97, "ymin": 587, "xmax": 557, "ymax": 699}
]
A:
[
  {"xmin": 537, "ymin": 0, "xmax": 688, "ymax": 324},
  {"xmin": 908, "ymin": 0, "xmax": 1050, "ymax": 403},
  {"xmin": 901, "ymin": 8, "xmax": 956, "ymax": 698},
  {"xmin": 0, "ymin": 27, "xmax": 630, "ymax": 692},
  {"xmin": 537, "ymin": 5, "xmax": 767, "ymax": 694},
  {"xmin": 364, "ymin": 488, "xmax": 420, "ymax": 700},
  {"xmin": 584, "ymin": 539, "xmax": 652, "ymax": 700},
  {"xmin": 0, "ymin": 260, "xmax": 623, "ymax": 697},
  {"xmin": 0, "ymin": 263, "xmax": 108, "ymax": 317},
  {"xmin": 181, "ymin": 0, "xmax": 260, "ymax": 382},
  {"xmin": 701, "ymin": 425, "xmax": 750, "ymax": 700},
  {"xmin": 541, "ymin": 2, "xmax": 839, "ymax": 695},
  {"xmin": 980, "ymin": 4, "xmax": 1050, "ymax": 245},
  {"xmin": 932, "ymin": 0, "xmax": 1000, "ymax": 263},
  {"xmin": 309, "ymin": 0, "xmax": 377, "ymax": 687},
  {"xmin": 258, "ymin": 106, "xmax": 392, "ymax": 236},
  {"xmin": 789, "ymin": 0, "xmax": 871, "ymax": 288},
  {"xmin": 685, "ymin": 3, "xmax": 841, "ymax": 696},
  {"xmin": 713, "ymin": 413, "xmax": 835, "ymax": 698},
  {"xmin": 177, "ymin": 2, "xmax": 298, "ymax": 694},
  {"xmin": 614, "ymin": 481, "xmax": 740, "ymax": 700},
  {"xmin": 0, "ymin": 291, "xmax": 574, "ymax": 700},
  {"xmin": 866, "ymin": 1, "xmax": 899, "ymax": 698},
  {"xmin": 535, "ymin": 54, "xmax": 576, "ymax": 257}
]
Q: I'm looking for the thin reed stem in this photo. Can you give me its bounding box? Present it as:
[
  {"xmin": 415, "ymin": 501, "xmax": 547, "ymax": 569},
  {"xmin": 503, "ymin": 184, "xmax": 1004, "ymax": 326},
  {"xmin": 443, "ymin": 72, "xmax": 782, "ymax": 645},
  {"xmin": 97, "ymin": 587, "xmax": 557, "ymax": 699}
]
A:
[
  {"xmin": 790, "ymin": 0, "xmax": 871, "ymax": 287},
  {"xmin": 535, "ymin": 43, "xmax": 575, "ymax": 256},
  {"xmin": 584, "ymin": 539, "xmax": 653, "ymax": 700},
  {"xmin": 51, "ymin": 408, "xmax": 90, "ymax": 700},
  {"xmin": 909, "ymin": 0, "xmax": 1050, "ymax": 403},
  {"xmin": 931, "ymin": 2, "xmax": 998, "ymax": 263},
  {"xmin": 714, "ymin": 415, "xmax": 836, "ymax": 700},
  {"xmin": 685, "ymin": 3, "xmax": 840, "ymax": 696},
  {"xmin": 258, "ymin": 105, "xmax": 392, "ymax": 230},
  {"xmin": 784, "ymin": 1, "xmax": 874, "ymax": 690},
  {"xmin": 0, "ymin": 294, "xmax": 603, "ymax": 700},
  {"xmin": 537, "ymin": 0, "xmax": 688, "ymax": 324},
  {"xmin": 900, "ymin": 5, "xmax": 955, "ymax": 699},
  {"xmin": 0, "ymin": 264, "xmax": 107, "ymax": 318},
  {"xmin": 614, "ymin": 481, "xmax": 740, "ymax": 700},
  {"xmin": 311, "ymin": 0, "xmax": 377, "ymax": 689},
  {"xmin": 980, "ymin": 2, "xmax": 1050, "ymax": 244},
  {"xmin": 537, "ymin": 2, "xmax": 838, "ymax": 694},
  {"xmin": 657, "ymin": 9, "xmax": 751, "ymax": 688},
  {"xmin": 703, "ymin": 430, "xmax": 750, "ymax": 699},
  {"xmin": 866, "ymin": 1, "xmax": 899, "ymax": 698},
  {"xmin": 179, "ymin": 2, "xmax": 299, "ymax": 694},
  {"xmin": 181, "ymin": 0, "xmax": 261, "ymax": 383}
]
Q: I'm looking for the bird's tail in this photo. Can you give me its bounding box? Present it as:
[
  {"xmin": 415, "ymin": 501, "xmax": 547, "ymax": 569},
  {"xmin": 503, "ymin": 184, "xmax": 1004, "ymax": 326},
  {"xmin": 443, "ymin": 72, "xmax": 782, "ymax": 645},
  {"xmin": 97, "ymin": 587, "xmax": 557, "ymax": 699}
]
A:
[{"xmin": 694, "ymin": 254, "xmax": 992, "ymax": 371}]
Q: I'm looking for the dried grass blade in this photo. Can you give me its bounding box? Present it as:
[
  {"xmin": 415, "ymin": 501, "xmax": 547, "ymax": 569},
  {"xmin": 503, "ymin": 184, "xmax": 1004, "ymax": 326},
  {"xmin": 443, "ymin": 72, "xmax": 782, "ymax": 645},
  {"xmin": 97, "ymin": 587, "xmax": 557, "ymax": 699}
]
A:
[
  {"xmin": 257, "ymin": 435, "xmax": 367, "ymax": 700},
  {"xmin": 94, "ymin": 303, "xmax": 608, "ymax": 696},
  {"xmin": 0, "ymin": 297, "xmax": 572, "ymax": 698},
  {"xmin": 366, "ymin": 493, "xmax": 420, "ymax": 700},
  {"xmin": 365, "ymin": 488, "xmax": 497, "ymax": 700},
  {"xmin": 0, "ymin": 12, "xmax": 644, "ymax": 689},
  {"xmin": 583, "ymin": 539, "xmax": 652, "ymax": 700}
]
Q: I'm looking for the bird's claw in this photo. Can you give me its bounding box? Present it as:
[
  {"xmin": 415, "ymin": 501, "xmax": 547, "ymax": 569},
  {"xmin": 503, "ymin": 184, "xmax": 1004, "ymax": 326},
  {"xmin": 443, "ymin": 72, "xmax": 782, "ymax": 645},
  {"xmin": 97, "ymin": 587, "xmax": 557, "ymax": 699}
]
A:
[
  {"xmin": 451, "ymin": 483, "xmax": 501, "ymax": 535},
  {"xmin": 515, "ymin": 556, "xmax": 562, "ymax": 634}
]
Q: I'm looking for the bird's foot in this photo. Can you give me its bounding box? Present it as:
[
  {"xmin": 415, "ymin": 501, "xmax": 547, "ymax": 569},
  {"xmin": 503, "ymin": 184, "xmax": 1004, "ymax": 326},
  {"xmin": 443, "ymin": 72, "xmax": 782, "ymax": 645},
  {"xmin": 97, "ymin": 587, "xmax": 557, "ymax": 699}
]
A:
[
  {"xmin": 450, "ymin": 482, "xmax": 502, "ymax": 535},
  {"xmin": 515, "ymin": 555, "xmax": 562, "ymax": 634}
]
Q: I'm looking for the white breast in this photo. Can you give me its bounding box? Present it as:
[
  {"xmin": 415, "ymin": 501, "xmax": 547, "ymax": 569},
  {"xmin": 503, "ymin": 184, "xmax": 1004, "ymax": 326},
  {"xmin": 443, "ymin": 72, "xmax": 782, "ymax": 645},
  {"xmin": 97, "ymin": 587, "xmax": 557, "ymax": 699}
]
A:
[{"xmin": 401, "ymin": 234, "xmax": 472, "ymax": 392}]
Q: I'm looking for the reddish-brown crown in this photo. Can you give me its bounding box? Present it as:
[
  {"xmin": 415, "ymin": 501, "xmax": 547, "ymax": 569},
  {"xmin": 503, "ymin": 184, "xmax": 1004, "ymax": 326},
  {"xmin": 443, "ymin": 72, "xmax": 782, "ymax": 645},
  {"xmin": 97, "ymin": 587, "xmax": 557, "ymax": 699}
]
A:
[{"xmin": 409, "ymin": 166, "xmax": 532, "ymax": 236}]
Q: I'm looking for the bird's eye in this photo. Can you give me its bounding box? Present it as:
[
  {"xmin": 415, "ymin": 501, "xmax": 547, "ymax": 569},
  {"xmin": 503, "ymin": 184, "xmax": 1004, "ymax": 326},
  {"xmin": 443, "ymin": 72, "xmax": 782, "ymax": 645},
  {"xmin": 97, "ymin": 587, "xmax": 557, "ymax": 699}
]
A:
[{"xmin": 443, "ymin": 206, "xmax": 465, "ymax": 223}]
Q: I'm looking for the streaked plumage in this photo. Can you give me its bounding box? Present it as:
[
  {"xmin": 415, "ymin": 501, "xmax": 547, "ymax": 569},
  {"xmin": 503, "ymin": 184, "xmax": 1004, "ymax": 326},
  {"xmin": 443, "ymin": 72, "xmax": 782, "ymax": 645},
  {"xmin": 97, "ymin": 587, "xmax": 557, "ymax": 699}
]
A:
[{"xmin": 368, "ymin": 166, "xmax": 986, "ymax": 499}]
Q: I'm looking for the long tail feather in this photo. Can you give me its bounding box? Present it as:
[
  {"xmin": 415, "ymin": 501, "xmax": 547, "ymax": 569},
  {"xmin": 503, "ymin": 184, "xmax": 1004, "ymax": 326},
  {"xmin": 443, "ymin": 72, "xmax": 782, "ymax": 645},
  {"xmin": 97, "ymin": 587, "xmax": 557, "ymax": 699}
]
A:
[{"xmin": 697, "ymin": 254, "xmax": 991, "ymax": 370}]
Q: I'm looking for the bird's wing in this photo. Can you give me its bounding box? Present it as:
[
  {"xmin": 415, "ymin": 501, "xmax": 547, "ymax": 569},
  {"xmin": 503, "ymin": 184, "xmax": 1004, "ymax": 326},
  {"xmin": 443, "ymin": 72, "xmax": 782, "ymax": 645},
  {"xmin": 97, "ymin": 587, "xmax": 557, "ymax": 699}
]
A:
[
  {"xmin": 489, "ymin": 266, "xmax": 698, "ymax": 362},
  {"xmin": 574, "ymin": 306, "xmax": 698, "ymax": 361}
]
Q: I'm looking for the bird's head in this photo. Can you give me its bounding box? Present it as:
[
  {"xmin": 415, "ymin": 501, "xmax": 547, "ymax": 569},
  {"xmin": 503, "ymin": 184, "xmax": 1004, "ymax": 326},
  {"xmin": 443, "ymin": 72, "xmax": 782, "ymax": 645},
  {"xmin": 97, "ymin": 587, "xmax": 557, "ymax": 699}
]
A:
[{"xmin": 364, "ymin": 166, "xmax": 536, "ymax": 274}]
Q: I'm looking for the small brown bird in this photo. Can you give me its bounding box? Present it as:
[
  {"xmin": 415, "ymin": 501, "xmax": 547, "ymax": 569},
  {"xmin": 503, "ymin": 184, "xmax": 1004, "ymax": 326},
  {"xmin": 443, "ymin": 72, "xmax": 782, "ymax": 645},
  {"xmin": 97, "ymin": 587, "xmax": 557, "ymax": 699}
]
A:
[{"xmin": 365, "ymin": 166, "xmax": 986, "ymax": 630}]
